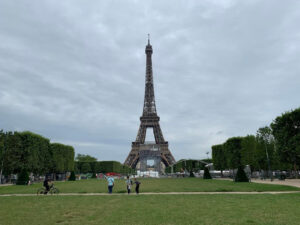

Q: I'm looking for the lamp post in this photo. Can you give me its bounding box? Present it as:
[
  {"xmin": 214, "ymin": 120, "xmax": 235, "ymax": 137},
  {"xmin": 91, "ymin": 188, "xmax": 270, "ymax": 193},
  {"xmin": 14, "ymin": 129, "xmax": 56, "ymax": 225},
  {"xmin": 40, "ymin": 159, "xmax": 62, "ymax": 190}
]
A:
[
  {"xmin": 264, "ymin": 142, "xmax": 273, "ymax": 181},
  {"xmin": 0, "ymin": 133, "xmax": 5, "ymax": 184}
]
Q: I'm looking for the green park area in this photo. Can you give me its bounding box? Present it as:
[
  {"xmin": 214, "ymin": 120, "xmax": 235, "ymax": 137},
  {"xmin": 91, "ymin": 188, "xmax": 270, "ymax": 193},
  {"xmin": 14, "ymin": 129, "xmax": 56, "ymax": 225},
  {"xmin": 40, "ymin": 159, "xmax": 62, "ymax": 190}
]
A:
[
  {"xmin": 1, "ymin": 194, "xmax": 300, "ymax": 225},
  {"xmin": 0, "ymin": 178, "xmax": 299, "ymax": 194},
  {"xmin": 1, "ymin": 178, "xmax": 300, "ymax": 225}
]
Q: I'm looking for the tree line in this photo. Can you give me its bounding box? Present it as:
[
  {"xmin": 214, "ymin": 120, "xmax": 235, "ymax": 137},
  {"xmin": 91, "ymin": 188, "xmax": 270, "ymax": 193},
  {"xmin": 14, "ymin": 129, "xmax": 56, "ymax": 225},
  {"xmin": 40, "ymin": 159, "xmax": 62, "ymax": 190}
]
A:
[
  {"xmin": 0, "ymin": 130, "xmax": 74, "ymax": 181},
  {"xmin": 74, "ymin": 154, "xmax": 135, "ymax": 174},
  {"xmin": 212, "ymin": 107, "xmax": 300, "ymax": 176}
]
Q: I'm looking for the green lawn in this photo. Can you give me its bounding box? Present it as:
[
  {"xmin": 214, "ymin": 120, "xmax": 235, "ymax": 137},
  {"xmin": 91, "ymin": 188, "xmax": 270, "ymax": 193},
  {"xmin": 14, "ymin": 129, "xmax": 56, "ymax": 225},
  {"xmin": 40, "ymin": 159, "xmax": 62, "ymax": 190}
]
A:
[
  {"xmin": 1, "ymin": 194, "xmax": 300, "ymax": 225},
  {"xmin": 0, "ymin": 178, "xmax": 299, "ymax": 194}
]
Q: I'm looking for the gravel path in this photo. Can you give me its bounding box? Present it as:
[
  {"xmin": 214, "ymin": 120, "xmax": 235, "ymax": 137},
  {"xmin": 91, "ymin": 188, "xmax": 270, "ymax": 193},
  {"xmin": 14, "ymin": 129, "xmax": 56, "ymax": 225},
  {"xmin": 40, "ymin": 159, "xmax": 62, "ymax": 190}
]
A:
[{"xmin": 1, "ymin": 191, "xmax": 300, "ymax": 197}]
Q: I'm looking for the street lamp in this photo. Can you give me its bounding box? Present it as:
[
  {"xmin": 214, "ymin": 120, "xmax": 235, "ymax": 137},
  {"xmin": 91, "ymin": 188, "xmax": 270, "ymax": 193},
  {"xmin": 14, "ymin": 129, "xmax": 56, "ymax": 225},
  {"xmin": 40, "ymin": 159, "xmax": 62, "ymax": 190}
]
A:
[{"xmin": 264, "ymin": 141, "xmax": 273, "ymax": 181}]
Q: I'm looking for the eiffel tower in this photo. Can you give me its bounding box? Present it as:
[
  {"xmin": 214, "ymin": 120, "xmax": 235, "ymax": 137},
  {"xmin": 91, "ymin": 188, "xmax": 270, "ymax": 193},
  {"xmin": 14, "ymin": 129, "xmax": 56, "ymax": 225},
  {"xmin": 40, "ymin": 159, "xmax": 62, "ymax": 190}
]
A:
[{"xmin": 124, "ymin": 36, "xmax": 176, "ymax": 171}]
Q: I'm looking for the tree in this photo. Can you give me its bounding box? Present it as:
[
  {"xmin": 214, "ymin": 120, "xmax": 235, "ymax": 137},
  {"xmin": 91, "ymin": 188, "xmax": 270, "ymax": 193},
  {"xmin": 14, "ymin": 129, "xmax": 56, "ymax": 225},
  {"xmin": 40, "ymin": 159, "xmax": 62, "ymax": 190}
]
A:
[
  {"xmin": 50, "ymin": 143, "xmax": 75, "ymax": 173},
  {"xmin": 75, "ymin": 154, "xmax": 97, "ymax": 162},
  {"xmin": 241, "ymin": 135, "xmax": 258, "ymax": 171},
  {"xmin": 271, "ymin": 108, "xmax": 300, "ymax": 177},
  {"xmin": 18, "ymin": 131, "xmax": 51, "ymax": 174},
  {"xmin": 16, "ymin": 169, "xmax": 29, "ymax": 185},
  {"xmin": 3, "ymin": 132, "xmax": 23, "ymax": 175},
  {"xmin": 234, "ymin": 166, "xmax": 249, "ymax": 182},
  {"xmin": 212, "ymin": 144, "xmax": 226, "ymax": 176},
  {"xmin": 0, "ymin": 130, "xmax": 5, "ymax": 183},
  {"xmin": 203, "ymin": 167, "xmax": 212, "ymax": 179},
  {"xmin": 224, "ymin": 137, "xmax": 243, "ymax": 169},
  {"xmin": 69, "ymin": 171, "xmax": 76, "ymax": 181},
  {"xmin": 256, "ymin": 126, "xmax": 276, "ymax": 179},
  {"xmin": 81, "ymin": 162, "xmax": 91, "ymax": 173}
]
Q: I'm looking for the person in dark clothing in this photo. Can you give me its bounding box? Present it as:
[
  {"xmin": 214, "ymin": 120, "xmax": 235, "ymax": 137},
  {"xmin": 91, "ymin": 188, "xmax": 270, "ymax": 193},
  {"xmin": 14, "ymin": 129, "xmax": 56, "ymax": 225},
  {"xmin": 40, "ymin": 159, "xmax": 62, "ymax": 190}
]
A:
[
  {"xmin": 43, "ymin": 178, "xmax": 50, "ymax": 194},
  {"xmin": 134, "ymin": 178, "xmax": 141, "ymax": 194}
]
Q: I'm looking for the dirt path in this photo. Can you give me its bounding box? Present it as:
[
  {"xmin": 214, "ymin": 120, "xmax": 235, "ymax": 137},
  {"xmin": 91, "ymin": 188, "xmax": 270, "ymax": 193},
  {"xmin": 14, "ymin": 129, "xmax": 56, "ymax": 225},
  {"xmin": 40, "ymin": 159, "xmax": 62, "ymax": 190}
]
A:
[{"xmin": 1, "ymin": 191, "xmax": 300, "ymax": 197}]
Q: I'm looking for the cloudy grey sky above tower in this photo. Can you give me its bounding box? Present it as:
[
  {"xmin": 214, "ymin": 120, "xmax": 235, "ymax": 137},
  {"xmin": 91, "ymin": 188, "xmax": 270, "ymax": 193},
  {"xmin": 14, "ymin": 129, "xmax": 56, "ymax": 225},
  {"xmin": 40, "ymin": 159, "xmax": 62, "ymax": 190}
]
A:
[{"xmin": 0, "ymin": 0, "xmax": 299, "ymax": 161}]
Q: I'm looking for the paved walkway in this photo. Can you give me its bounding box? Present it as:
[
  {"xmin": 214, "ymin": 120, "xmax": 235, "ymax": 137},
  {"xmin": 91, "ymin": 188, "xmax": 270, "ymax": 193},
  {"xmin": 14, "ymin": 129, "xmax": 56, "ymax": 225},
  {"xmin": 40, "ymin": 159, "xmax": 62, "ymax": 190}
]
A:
[
  {"xmin": 1, "ymin": 191, "xmax": 300, "ymax": 197},
  {"xmin": 219, "ymin": 178, "xmax": 300, "ymax": 188},
  {"xmin": 250, "ymin": 178, "xmax": 300, "ymax": 188},
  {"xmin": 0, "ymin": 184, "xmax": 13, "ymax": 187}
]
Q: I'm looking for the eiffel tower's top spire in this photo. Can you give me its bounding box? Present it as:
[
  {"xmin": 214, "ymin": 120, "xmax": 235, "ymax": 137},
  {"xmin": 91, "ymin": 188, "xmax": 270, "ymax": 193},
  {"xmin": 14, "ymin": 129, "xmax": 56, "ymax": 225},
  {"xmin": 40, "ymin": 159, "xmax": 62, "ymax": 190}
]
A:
[
  {"xmin": 143, "ymin": 34, "xmax": 157, "ymax": 116},
  {"xmin": 145, "ymin": 34, "xmax": 153, "ymax": 54},
  {"xmin": 148, "ymin": 33, "xmax": 150, "ymax": 45}
]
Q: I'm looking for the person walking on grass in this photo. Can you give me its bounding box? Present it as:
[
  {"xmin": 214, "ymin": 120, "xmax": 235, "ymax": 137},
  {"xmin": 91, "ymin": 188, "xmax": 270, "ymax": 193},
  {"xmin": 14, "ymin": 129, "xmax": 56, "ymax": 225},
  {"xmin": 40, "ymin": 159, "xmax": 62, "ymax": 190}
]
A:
[
  {"xmin": 104, "ymin": 174, "xmax": 114, "ymax": 194},
  {"xmin": 134, "ymin": 178, "xmax": 141, "ymax": 194},
  {"xmin": 125, "ymin": 176, "xmax": 132, "ymax": 194}
]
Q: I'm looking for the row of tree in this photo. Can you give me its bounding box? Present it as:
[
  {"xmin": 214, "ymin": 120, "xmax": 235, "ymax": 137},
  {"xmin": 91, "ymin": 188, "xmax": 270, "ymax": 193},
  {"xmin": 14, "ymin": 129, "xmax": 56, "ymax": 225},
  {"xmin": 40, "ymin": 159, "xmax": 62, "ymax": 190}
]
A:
[
  {"xmin": 75, "ymin": 159, "xmax": 135, "ymax": 174},
  {"xmin": 0, "ymin": 130, "xmax": 75, "ymax": 179},
  {"xmin": 212, "ymin": 107, "xmax": 300, "ymax": 175}
]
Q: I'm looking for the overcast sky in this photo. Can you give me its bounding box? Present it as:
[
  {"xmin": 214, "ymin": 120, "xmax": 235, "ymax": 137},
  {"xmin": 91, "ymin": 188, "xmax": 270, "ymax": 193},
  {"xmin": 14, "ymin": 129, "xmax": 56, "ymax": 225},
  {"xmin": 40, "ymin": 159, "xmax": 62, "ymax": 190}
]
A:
[{"xmin": 0, "ymin": 0, "xmax": 299, "ymax": 162}]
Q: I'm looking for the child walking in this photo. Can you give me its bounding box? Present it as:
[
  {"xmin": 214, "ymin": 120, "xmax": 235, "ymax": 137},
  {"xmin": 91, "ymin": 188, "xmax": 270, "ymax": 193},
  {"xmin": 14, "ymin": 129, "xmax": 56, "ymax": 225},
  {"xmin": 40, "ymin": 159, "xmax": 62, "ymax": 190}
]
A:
[{"xmin": 125, "ymin": 176, "xmax": 132, "ymax": 194}]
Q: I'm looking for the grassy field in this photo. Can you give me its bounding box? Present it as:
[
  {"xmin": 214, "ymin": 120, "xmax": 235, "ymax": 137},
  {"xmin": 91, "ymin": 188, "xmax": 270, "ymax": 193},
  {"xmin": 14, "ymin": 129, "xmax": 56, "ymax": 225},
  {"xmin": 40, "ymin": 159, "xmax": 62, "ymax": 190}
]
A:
[
  {"xmin": 0, "ymin": 178, "xmax": 299, "ymax": 194},
  {"xmin": 1, "ymin": 194, "xmax": 300, "ymax": 225}
]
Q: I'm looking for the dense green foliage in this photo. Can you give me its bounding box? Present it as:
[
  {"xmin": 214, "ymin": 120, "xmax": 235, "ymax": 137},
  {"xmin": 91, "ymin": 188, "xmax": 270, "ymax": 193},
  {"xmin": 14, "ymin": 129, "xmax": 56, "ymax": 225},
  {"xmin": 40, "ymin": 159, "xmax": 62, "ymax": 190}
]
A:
[
  {"xmin": 235, "ymin": 166, "xmax": 249, "ymax": 182},
  {"xmin": 69, "ymin": 171, "xmax": 76, "ymax": 181},
  {"xmin": 75, "ymin": 154, "xmax": 97, "ymax": 162},
  {"xmin": 203, "ymin": 167, "xmax": 212, "ymax": 179},
  {"xmin": 0, "ymin": 130, "xmax": 75, "ymax": 176},
  {"xmin": 50, "ymin": 143, "xmax": 74, "ymax": 173},
  {"xmin": 224, "ymin": 137, "xmax": 243, "ymax": 169},
  {"xmin": 212, "ymin": 144, "xmax": 226, "ymax": 175},
  {"xmin": 75, "ymin": 161, "xmax": 135, "ymax": 174},
  {"xmin": 16, "ymin": 170, "xmax": 29, "ymax": 185},
  {"xmin": 271, "ymin": 108, "xmax": 300, "ymax": 173},
  {"xmin": 212, "ymin": 133, "xmax": 288, "ymax": 172},
  {"xmin": 212, "ymin": 108, "xmax": 300, "ymax": 173}
]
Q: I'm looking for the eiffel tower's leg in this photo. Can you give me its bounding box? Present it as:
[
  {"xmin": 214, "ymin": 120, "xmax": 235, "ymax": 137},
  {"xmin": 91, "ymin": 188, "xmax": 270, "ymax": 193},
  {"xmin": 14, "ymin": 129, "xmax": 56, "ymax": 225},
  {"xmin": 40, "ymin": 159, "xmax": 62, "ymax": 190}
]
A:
[
  {"xmin": 153, "ymin": 124, "xmax": 165, "ymax": 144},
  {"xmin": 136, "ymin": 124, "xmax": 147, "ymax": 143},
  {"xmin": 124, "ymin": 143, "xmax": 140, "ymax": 167}
]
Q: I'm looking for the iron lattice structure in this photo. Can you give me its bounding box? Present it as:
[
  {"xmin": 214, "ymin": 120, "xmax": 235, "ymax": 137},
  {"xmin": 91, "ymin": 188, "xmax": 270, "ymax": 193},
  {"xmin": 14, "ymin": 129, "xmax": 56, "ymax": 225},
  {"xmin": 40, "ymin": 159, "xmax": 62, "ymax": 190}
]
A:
[{"xmin": 124, "ymin": 38, "xmax": 176, "ymax": 170}]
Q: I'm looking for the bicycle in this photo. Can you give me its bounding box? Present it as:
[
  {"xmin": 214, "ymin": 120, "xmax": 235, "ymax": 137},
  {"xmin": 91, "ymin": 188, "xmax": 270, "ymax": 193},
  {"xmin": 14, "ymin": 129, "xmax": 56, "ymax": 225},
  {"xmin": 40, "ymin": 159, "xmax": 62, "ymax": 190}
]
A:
[{"xmin": 37, "ymin": 184, "xmax": 59, "ymax": 195}]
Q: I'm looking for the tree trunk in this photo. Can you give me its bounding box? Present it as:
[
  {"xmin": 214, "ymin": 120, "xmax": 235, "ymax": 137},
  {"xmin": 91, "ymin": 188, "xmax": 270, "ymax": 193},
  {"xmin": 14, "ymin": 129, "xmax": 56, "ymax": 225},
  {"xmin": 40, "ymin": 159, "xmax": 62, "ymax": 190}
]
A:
[
  {"xmin": 294, "ymin": 163, "xmax": 298, "ymax": 179},
  {"xmin": 0, "ymin": 159, "xmax": 3, "ymax": 184}
]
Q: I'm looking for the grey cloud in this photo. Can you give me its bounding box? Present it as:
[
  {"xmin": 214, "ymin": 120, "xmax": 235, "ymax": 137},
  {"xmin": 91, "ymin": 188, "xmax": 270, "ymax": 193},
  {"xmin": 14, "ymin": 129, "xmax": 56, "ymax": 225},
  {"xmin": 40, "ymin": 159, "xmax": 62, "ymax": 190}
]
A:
[{"xmin": 0, "ymin": 0, "xmax": 300, "ymax": 161}]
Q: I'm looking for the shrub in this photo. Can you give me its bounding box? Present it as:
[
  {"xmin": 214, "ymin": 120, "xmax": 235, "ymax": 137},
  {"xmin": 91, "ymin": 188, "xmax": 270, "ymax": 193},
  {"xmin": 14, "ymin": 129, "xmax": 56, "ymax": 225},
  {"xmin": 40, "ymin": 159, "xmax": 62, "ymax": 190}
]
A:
[
  {"xmin": 69, "ymin": 171, "xmax": 76, "ymax": 181},
  {"xmin": 235, "ymin": 166, "xmax": 249, "ymax": 182},
  {"xmin": 189, "ymin": 171, "xmax": 195, "ymax": 177},
  {"xmin": 81, "ymin": 162, "xmax": 91, "ymax": 173},
  {"xmin": 16, "ymin": 170, "xmax": 29, "ymax": 185},
  {"xmin": 203, "ymin": 167, "xmax": 212, "ymax": 179}
]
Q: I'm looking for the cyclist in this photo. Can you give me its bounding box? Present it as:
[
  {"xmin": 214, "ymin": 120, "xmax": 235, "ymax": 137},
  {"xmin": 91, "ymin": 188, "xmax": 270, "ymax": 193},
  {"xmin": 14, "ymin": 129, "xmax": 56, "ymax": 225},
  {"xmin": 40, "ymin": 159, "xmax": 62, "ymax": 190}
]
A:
[{"xmin": 43, "ymin": 178, "xmax": 50, "ymax": 194}]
